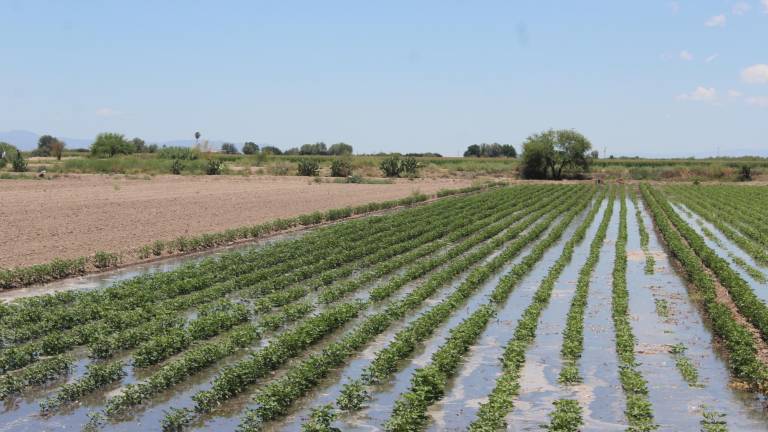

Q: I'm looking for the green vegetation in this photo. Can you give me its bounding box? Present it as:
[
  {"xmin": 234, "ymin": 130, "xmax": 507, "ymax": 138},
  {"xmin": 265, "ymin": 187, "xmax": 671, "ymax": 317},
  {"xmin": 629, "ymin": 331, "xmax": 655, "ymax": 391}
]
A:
[{"xmin": 519, "ymin": 129, "xmax": 593, "ymax": 179}]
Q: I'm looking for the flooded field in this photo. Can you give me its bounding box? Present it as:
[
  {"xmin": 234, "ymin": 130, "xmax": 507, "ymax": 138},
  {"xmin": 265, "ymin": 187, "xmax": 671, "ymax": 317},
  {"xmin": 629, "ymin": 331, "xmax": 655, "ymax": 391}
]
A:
[{"xmin": 1, "ymin": 184, "xmax": 768, "ymax": 431}]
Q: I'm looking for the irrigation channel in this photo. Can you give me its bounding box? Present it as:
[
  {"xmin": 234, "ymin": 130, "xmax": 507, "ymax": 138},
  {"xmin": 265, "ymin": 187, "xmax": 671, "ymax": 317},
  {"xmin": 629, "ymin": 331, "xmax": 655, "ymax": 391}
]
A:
[{"xmin": 1, "ymin": 184, "xmax": 768, "ymax": 431}]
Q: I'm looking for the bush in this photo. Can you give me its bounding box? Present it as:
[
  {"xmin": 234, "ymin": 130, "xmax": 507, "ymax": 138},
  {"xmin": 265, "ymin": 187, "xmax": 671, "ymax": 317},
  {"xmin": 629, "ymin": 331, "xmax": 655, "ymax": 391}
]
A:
[
  {"xmin": 11, "ymin": 152, "xmax": 27, "ymax": 172},
  {"xmin": 158, "ymin": 146, "xmax": 199, "ymax": 160},
  {"xmin": 206, "ymin": 159, "xmax": 223, "ymax": 175},
  {"xmin": 379, "ymin": 156, "xmax": 401, "ymax": 177},
  {"xmin": 93, "ymin": 251, "xmax": 119, "ymax": 269},
  {"xmin": 171, "ymin": 159, "xmax": 183, "ymax": 175},
  {"xmin": 330, "ymin": 159, "xmax": 353, "ymax": 177},
  {"xmin": 297, "ymin": 159, "xmax": 320, "ymax": 176},
  {"xmin": 91, "ymin": 133, "xmax": 135, "ymax": 157},
  {"xmin": 242, "ymin": 142, "xmax": 259, "ymax": 155},
  {"xmin": 221, "ymin": 143, "xmax": 239, "ymax": 154},
  {"xmin": 401, "ymin": 157, "xmax": 419, "ymax": 177},
  {"xmin": 739, "ymin": 165, "xmax": 752, "ymax": 182}
]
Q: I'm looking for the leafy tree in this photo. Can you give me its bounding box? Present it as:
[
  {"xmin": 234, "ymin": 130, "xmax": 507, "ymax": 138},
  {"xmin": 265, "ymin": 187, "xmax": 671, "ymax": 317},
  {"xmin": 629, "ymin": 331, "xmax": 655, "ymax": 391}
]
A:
[
  {"xmin": 519, "ymin": 129, "xmax": 593, "ymax": 179},
  {"xmin": 261, "ymin": 145, "xmax": 282, "ymax": 155},
  {"xmin": 590, "ymin": 150, "xmax": 600, "ymax": 160},
  {"xmin": 328, "ymin": 142, "xmax": 353, "ymax": 156},
  {"xmin": 36, "ymin": 135, "xmax": 56, "ymax": 156},
  {"xmin": 284, "ymin": 147, "xmax": 300, "ymax": 155},
  {"xmin": 51, "ymin": 139, "xmax": 66, "ymax": 160},
  {"xmin": 90, "ymin": 133, "xmax": 135, "ymax": 157},
  {"xmin": 464, "ymin": 143, "xmax": 516, "ymax": 158},
  {"xmin": 221, "ymin": 143, "xmax": 239, "ymax": 154},
  {"xmin": 242, "ymin": 142, "xmax": 259, "ymax": 155},
  {"xmin": 131, "ymin": 137, "xmax": 147, "ymax": 153},
  {"xmin": 147, "ymin": 144, "xmax": 159, "ymax": 153},
  {"xmin": 464, "ymin": 144, "xmax": 481, "ymax": 157},
  {"xmin": 300, "ymin": 142, "xmax": 328, "ymax": 155},
  {"xmin": 194, "ymin": 131, "xmax": 201, "ymax": 145},
  {"xmin": 520, "ymin": 138, "xmax": 552, "ymax": 179}
]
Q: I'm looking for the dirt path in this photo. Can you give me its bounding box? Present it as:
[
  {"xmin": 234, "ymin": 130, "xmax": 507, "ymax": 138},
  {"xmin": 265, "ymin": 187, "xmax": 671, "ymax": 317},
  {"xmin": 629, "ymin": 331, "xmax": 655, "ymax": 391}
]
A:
[{"xmin": 0, "ymin": 174, "xmax": 472, "ymax": 267}]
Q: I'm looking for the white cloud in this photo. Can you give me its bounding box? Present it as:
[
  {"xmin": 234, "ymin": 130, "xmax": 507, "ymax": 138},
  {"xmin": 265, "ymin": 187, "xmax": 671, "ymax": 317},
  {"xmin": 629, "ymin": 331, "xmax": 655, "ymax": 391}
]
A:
[
  {"xmin": 732, "ymin": 1, "xmax": 751, "ymax": 15},
  {"xmin": 762, "ymin": 0, "xmax": 768, "ymax": 12},
  {"xmin": 705, "ymin": 14, "xmax": 727, "ymax": 26},
  {"xmin": 705, "ymin": 53, "xmax": 719, "ymax": 63},
  {"xmin": 741, "ymin": 64, "xmax": 768, "ymax": 84},
  {"xmin": 668, "ymin": 1, "xmax": 680, "ymax": 13},
  {"xmin": 95, "ymin": 107, "xmax": 120, "ymax": 117},
  {"xmin": 677, "ymin": 86, "xmax": 718, "ymax": 102},
  {"xmin": 728, "ymin": 89, "xmax": 744, "ymax": 97},
  {"xmin": 746, "ymin": 96, "xmax": 768, "ymax": 107},
  {"xmin": 679, "ymin": 50, "xmax": 694, "ymax": 61}
]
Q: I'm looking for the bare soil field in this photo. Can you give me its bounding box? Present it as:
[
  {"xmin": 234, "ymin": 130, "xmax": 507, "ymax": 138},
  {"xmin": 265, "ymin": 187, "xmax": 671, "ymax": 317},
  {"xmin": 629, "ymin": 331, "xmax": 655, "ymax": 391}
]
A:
[{"xmin": 0, "ymin": 174, "xmax": 471, "ymax": 267}]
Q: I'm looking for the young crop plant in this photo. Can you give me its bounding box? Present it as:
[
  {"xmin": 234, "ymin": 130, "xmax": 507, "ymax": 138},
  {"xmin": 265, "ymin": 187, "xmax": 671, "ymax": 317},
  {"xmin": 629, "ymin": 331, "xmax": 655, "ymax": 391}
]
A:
[
  {"xmin": 302, "ymin": 404, "xmax": 342, "ymax": 432},
  {"xmin": 700, "ymin": 407, "xmax": 729, "ymax": 432},
  {"xmin": 654, "ymin": 298, "xmax": 670, "ymax": 319},
  {"xmin": 559, "ymin": 186, "xmax": 615, "ymax": 385},
  {"xmin": 40, "ymin": 360, "xmax": 126, "ymax": 413},
  {"xmin": 610, "ymin": 186, "xmax": 657, "ymax": 431},
  {"xmin": 669, "ymin": 343, "xmax": 701, "ymax": 387},
  {"xmin": 237, "ymin": 189, "xmax": 596, "ymax": 431},
  {"xmin": 544, "ymin": 399, "xmax": 584, "ymax": 432},
  {"xmin": 0, "ymin": 355, "xmax": 73, "ymax": 401},
  {"xmin": 632, "ymin": 188, "xmax": 655, "ymax": 274},
  {"xmin": 642, "ymin": 184, "xmax": 768, "ymax": 393},
  {"xmin": 468, "ymin": 187, "xmax": 607, "ymax": 431}
]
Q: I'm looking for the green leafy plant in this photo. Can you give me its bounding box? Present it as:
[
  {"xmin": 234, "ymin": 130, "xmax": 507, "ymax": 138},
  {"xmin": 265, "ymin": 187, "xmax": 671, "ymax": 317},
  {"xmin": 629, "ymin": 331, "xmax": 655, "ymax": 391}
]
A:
[{"xmin": 297, "ymin": 158, "xmax": 320, "ymax": 176}]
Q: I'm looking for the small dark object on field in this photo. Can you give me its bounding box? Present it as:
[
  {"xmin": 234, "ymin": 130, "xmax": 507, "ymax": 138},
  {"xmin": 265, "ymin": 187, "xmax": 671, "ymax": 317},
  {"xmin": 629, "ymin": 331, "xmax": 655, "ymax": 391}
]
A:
[{"xmin": 738, "ymin": 165, "xmax": 752, "ymax": 182}]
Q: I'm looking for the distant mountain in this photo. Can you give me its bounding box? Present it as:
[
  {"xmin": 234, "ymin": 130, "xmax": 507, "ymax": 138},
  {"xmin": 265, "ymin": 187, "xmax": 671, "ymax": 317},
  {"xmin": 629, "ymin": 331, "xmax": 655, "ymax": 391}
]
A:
[
  {"xmin": 0, "ymin": 130, "xmax": 225, "ymax": 151},
  {"xmin": 0, "ymin": 130, "xmax": 92, "ymax": 150}
]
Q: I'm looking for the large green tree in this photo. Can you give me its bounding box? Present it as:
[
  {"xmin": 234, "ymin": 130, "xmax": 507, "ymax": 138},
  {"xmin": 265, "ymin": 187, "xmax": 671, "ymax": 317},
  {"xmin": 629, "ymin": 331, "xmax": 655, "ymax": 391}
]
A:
[
  {"xmin": 90, "ymin": 133, "xmax": 135, "ymax": 157},
  {"xmin": 328, "ymin": 142, "xmax": 353, "ymax": 156},
  {"xmin": 520, "ymin": 129, "xmax": 593, "ymax": 179}
]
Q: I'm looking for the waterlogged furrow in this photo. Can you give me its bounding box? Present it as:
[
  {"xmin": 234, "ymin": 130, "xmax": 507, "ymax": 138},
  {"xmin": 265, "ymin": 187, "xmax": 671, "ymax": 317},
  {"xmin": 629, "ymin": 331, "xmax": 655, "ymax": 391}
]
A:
[
  {"xmin": 558, "ymin": 187, "xmax": 615, "ymax": 384},
  {"xmin": 0, "ymin": 192, "xmax": 497, "ymax": 374},
  {"xmin": 96, "ymin": 187, "xmax": 569, "ymax": 420},
  {"xmin": 331, "ymin": 188, "xmax": 600, "ymax": 427},
  {"xmin": 383, "ymin": 196, "xmax": 600, "ymax": 431},
  {"xmin": 186, "ymin": 187, "xmax": 584, "ymax": 418},
  {"xmin": 468, "ymin": 188, "xmax": 609, "ymax": 431},
  {"xmin": 631, "ymin": 188, "xmax": 655, "ymax": 274},
  {"xmin": 1, "ymin": 194, "xmax": 477, "ymax": 346},
  {"xmin": 641, "ymin": 185, "xmax": 768, "ymax": 392},
  {"xmin": 609, "ymin": 187, "xmax": 656, "ymax": 430},
  {"xmin": 651, "ymin": 187, "xmax": 768, "ymax": 347},
  {"xmin": 228, "ymin": 188, "xmax": 594, "ymax": 430}
]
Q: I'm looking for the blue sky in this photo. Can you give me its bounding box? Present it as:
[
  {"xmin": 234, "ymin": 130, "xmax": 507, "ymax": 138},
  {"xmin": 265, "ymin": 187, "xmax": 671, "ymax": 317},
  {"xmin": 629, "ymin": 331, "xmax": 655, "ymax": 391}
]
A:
[{"xmin": 1, "ymin": 1, "xmax": 766, "ymax": 156}]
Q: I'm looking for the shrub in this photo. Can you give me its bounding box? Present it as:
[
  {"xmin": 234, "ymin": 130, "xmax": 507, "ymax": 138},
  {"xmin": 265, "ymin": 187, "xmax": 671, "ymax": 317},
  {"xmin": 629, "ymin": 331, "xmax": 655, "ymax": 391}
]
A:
[
  {"xmin": 93, "ymin": 251, "xmax": 119, "ymax": 269},
  {"xmin": 242, "ymin": 142, "xmax": 259, "ymax": 155},
  {"xmin": 158, "ymin": 146, "xmax": 199, "ymax": 160},
  {"xmin": 379, "ymin": 156, "xmax": 401, "ymax": 177},
  {"xmin": 171, "ymin": 159, "xmax": 183, "ymax": 175},
  {"xmin": 91, "ymin": 133, "xmax": 135, "ymax": 157},
  {"xmin": 739, "ymin": 165, "xmax": 752, "ymax": 182},
  {"xmin": 297, "ymin": 159, "xmax": 320, "ymax": 176},
  {"xmin": 11, "ymin": 152, "xmax": 27, "ymax": 172},
  {"xmin": 206, "ymin": 159, "xmax": 223, "ymax": 175},
  {"xmin": 401, "ymin": 156, "xmax": 419, "ymax": 177},
  {"xmin": 330, "ymin": 159, "xmax": 352, "ymax": 177},
  {"xmin": 221, "ymin": 143, "xmax": 239, "ymax": 154}
]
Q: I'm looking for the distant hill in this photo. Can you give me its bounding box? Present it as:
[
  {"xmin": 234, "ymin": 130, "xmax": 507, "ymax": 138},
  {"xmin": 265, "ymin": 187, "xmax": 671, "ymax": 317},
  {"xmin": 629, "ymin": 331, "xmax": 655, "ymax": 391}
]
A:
[{"xmin": 0, "ymin": 130, "xmax": 226, "ymax": 151}]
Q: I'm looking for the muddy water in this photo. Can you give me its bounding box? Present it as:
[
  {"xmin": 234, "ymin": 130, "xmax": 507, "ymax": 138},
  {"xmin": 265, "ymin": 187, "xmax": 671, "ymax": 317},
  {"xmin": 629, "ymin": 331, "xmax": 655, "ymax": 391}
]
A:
[
  {"xmin": 633, "ymin": 197, "xmax": 768, "ymax": 430},
  {"xmin": 410, "ymin": 201, "xmax": 596, "ymax": 432},
  {"xmin": 255, "ymin": 209, "xmax": 586, "ymax": 432},
  {"xmin": 0, "ymin": 231, "xmax": 305, "ymax": 303},
  {"xmin": 671, "ymin": 203, "xmax": 768, "ymax": 303},
  {"xmin": 489, "ymin": 198, "xmax": 609, "ymax": 431}
]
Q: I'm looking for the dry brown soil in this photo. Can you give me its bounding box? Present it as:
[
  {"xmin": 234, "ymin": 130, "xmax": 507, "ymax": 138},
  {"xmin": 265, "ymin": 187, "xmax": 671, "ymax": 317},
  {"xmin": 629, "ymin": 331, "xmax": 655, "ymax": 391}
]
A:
[{"xmin": 0, "ymin": 174, "xmax": 472, "ymax": 268}]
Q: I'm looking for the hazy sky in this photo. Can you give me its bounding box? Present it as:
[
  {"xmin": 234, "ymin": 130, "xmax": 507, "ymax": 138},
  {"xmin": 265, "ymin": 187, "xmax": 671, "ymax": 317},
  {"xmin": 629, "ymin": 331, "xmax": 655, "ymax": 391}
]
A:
[{"xmin": 1, "ymin": 1, "xmax": 766, "ymax": 156}]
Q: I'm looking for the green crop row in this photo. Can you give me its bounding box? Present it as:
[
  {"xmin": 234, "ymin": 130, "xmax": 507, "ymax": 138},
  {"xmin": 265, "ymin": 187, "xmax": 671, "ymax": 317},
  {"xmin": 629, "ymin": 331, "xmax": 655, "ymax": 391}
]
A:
[
  {"xmin": 191, "ymin": 187, "xmax": 580, "ymax": 420},
  {"xmin": 610, "ymin": 186, "xmax": 656, "ymax": 431},
  {"xmin": 40, "ymin": 360, "xmax": 126, "ymax": 413},
  {"xmin": 631, "ymin": 188, "xmax": 655, "ymax": 274},
  {"xmin": 467, "ymin": 187, "xmax": 607, "ymax": 431},
  {"xmin": 558, "ymin": 187, "xmax": 615, "ymax": 385},
  {"xmin": 543, "ymin": 399, "xmax": 584, "ymax": 432},
  {"xmin": 652, "ymin": 187, "xmax": 768, "ymax": 347},
  {"xmin": 641, "ymin": 184, "xmax": 768, "ymax": 393}
]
